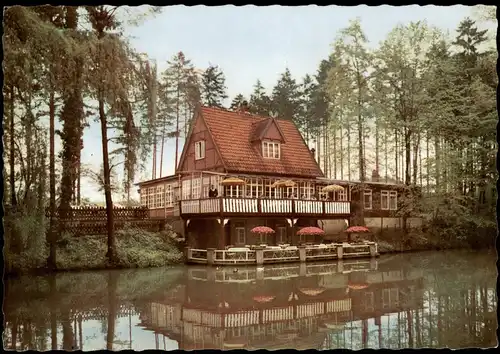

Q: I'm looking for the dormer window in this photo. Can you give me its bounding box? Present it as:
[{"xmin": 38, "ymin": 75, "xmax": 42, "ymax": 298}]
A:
[
  {"xmin": 262, "ymin": 140, "xmax": 280, "ymax": 159},
  {"xmin": 195, "ymin": 140, "xmax": 205, "ymax": 160}
]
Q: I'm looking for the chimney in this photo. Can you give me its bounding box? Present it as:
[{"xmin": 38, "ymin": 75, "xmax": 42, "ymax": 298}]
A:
[
  {"xmin": 310, "ymin": 148, "xmax": 316, "ymax": 160},
  {"xmin": 372, "ymin": 169, "xmax": 380, "ymax": 182}
]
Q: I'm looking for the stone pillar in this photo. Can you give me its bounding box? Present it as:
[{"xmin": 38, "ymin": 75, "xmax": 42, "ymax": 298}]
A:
[
  {"xmin": 207, "ymin": 248, "xmax": 216, "ymax": 266},
  {"xmin": 207, "ymin": 268, "xmax": 216, "ymax": 281},
  {"xmin": 255, "ymin": 248, "xmax": 264, "ymax": 265},
  {"xmin": 299, "ymin": 262, "xmax": 307, "ymax": 276},
  {"xmin": 370, "ymin": 257, "xmax": 377, "ymax": 270},
  {"xmin": 185, "ymin": 247, "xmax": 192, "ymax": 261},
  {"xmin": 337, "ymin": 259, "xmax": 344, "ymax": 273},
  {"xmin": 337, "ymin": 245, "xmax": 343, "ymax": 260},
  {"xmin": 369, "ymin": 244, "xmax": 377, "ymax": 257},
  {"xmin": 298, "ymin": 245, "xmax": 307, "ymax": 262}
]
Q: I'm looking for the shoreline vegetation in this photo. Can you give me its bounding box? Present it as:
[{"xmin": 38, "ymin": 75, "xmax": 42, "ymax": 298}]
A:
[{"xmin": 4, "ymin": 211, "xmax": 495, "ymax": 277}]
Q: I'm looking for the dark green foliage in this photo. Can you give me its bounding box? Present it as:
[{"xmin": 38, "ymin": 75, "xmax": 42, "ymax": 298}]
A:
[{"xmin": 201, "ymin": 64, "xmax": 228, "ymax": 108}]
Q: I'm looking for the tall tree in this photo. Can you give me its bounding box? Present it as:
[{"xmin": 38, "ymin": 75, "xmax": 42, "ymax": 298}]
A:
[
  {"xmin": 230, "ymin": 93, "xmax": 247, "ymax": 110},
  {"xmin": 163, "ymin": 52, "xmax": 195, "ymax": 171},
  {"xmin": 201, "ymin": 64, "xmax": 228, "ymax": 108},
  {"xmin": 271, "ymin": 68, "xmax": 302, "ymax": 122},
  {"xmin": 249, "ymin": 79, "xmax": 272, "ymax": 115}
]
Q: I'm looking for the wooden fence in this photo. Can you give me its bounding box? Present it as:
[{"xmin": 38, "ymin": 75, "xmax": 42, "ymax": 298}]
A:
[
  {"xmin": 45, "ymin": 206, "xmax": 149, "ymax": 220},
  {"xmin": 59, "ymin": 219, "xmax": 166, "ymax": 237}
]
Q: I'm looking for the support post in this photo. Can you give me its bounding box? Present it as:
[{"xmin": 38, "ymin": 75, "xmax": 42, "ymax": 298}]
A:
[
  {"xmin": 337, "ymin": 245, "xmax": 343, "ymax": 260},
  {"xmin": 185, "ymin": 247, "xmax": 192, "ymax": 262},
  {"xmin": 255, "ymin": 247, "xmax": 264, "ymax": 265},
  {"xmin": 299, "ymin": 262, "xmax": 307, "ymax": 276},
  {"xmin": 369, "ymin": 244, "xmax": 377, "ymax": 257},
  {"xmin": 337, "ymin": 259, "xmax": 344, "ymax": 273},
  {"xmin": 207, "ymin": 248, "xmax": 216, "ymax": 265},
  {"xmin": 298, "ymin": 245, "xmax": 306, "ymax": 262}
]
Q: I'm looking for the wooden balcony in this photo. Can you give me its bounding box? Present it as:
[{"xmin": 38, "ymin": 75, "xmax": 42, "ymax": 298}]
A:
[{"xmin": 180, "ymin": 197, "xmax": 351, "ymax": 217}]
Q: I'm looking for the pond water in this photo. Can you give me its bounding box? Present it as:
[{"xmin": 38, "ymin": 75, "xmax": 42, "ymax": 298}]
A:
[{"xmin": 3, "ymin": 249, "xmax": 497, "ymax": 350}]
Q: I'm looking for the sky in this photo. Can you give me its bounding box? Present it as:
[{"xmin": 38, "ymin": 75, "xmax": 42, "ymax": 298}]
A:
[{"xmin": 78, "ymin": 5, "xmax": 479, "ymax": 203}]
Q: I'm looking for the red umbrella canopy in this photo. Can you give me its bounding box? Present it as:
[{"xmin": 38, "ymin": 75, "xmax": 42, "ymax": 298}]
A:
[
  {"xmin": 297, "ymin": 226, "xmax": 325, "ymax": 236},
  {"xmin": 251, "ymin": 226, "xmax": 275, "ymax": 234},
  {"xmin": 345, "ymin": 226, "xmax": 370, "ymax": 233},
  {"xmin": 253, "ymin": 295, "xmax": 276, "ymax": 303}
]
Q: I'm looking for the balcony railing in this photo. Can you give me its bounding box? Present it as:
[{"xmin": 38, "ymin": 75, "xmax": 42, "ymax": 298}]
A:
[{"xmin": 180, "ymin": 197, "xmax": 350, "ymax": 216}]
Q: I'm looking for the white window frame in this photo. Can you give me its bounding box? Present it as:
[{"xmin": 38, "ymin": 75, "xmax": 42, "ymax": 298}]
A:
[
  {"xmin": 299, "ymin": 233, "xmax": 306, "ymax": 243},
  {"xmin": 192, "ymin": 178, "xmax": 201, "ymax": 199},
  {"xmin": 338, "ymin": 189, "xmax": 347, "ymax": 201},
  {"xmin": 156, "ymin": 185, "xmax": 164, "ymax": 208},
  {"xmin": 299, "ymin": 182, "xmax": 314, "ymax": 199},
  {"xmin": 262, "ymin": 140, "xmax": 280, "ymax": 159},
  {"xmin": 257, "ymin": 233, "xmax": 268, "ymax": 244},
  {"xmin": 235, "ymin": 227, "xmax": 246, "ymax": 245},
  {"xmin": 277, "ymin": 227, "xmax": 287, "ymax": 244},
  {"xmin": 363, "ymin": 189, "xmax": 372, "ymax": 210},
  {"xmin": 225, "ymin": 185, "xmax": 243, "ymax": 198},
  {"xmin": 147, "ymin": 187, "xmax": 154, "ymax": 208},
  {"xmin": 202, "ymin": 176, "xmax": 210, "ymax": 198},
  {"xmin": 140, "ymin": 188, "xmax": 147, "ymax": 206},
  {"xmin": 182, "ymin": 180, "xmax": 191, "ymax": 200},
  {"xmin": 245, "ymin": 178, "xmax": 263, "ymax": 198},
  {"xmin": 381, "ymin": 190, "xmax": 389, "ymax": 210},
  {"xmin": 316, "ymin": 186, "xmax": 327, "ymax": 200},
  {"xmin": 389, "ymin": 191, "xmax": 398, "ymax": 210},
  {"xmin": 165, "ymin": 184, "xmax": 173, "ymax": 207},
  {"xmin": 194, "ymin": 140, "xmax": 205, "ymax": 160}
]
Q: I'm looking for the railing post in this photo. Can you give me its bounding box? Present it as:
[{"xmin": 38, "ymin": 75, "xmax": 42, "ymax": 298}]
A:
[
  {"xmin": 298, "ymin": 245, "xmax": 307, "ymax": 262},
  {"xmin": 220, "ymin": 197, "xmax": 224, "ymax": 216},
  {"xmin": 322, "ymin": 201, "xmax": 325, "ymax": 216},
  {"xmin": 257, "ymin": 198, "xmax": 262, "ymax": 214},
  {"xmin": 185, "ymin": 247, "xmax": 192, "ymax": 261},
  {"xmin": 255, "ymin": 247, "xmax": 264, "ymax": 265},
  {"xmin": 207, "ymin": 248, "xmax": 216, "ymax": 265},
  {"xmin": 369, "ymin": 244, "xmax": 377, "ymax": 257},
  {"xmin": 337, "ymin": 245, "xmax": 343, "ymax": 260},
  {"xmin": 292, "ymin": 199, "xmax": 296, "ymax": 215}
]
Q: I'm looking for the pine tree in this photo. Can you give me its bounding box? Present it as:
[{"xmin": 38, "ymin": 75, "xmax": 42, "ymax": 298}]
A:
[
  {"xmin": 271, "ymin": 68, "xmax": 302, "ymax": 122},
  {"xmin": 249, "ymin": 79, "xmax": 272, "ymax": 115},
  {"xmin": 230, "ymin": 93, "xmax": 247, "ymax": 110},
  {"xmin": 201, "ymin": 64, "xmax": 228, "ymax": 108}
]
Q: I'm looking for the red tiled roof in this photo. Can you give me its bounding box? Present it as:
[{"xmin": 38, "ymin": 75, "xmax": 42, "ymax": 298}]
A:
[{"xmin": 200, "ymin": 107, "xmax": 324, "ymax": 178}]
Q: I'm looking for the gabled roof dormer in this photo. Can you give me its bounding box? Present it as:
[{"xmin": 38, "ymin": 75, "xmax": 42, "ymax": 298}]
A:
[{"xmin": 250, "ymin": 117, "xmax": 287, "ymax": 159}]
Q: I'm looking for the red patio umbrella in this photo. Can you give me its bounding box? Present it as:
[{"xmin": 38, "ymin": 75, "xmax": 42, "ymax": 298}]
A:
[
  {"xmin": 253, "ymin": 295, "xmax": 276, "ymax": 303},
  {"xmin": 345, "ymin": 226, "xmax": 370, "ymax": 233},
  {"xmin": 296, "ymin": 226, "xmax": 325, "ymax": 235},
  {"xmin": 345, "ymin": 226, "xmax": 371, "ymax": 242},
  {"xmin": 299, "ymin": 287, "xmax": 326, "ymax": 296},
  {"xmin": 348, "ymin": 282, "xmax": 369, "ymax": 290},
  {"xmin": 250, "ymin": 226, "xmax": 275, "ymax": 234}
]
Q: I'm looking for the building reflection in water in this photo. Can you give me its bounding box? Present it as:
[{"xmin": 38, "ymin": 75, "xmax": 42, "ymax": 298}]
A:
[{"xmin": 3, "ymin": 251, "xmax": 498, "ymax": 350}]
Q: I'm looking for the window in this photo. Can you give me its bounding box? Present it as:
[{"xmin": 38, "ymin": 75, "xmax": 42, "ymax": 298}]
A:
[
  {"xmin": 299, "ymin": 233, "xmax": 306, "ymax": 243},
  {"xmin": 363, "ymin": 189, "xmax": 372, "ymax": 209},
  {"xmin": 338, "ymin": 189, "xmax": 347, "ymax": 201},
  {"xmin": 389, "ymin": 191, "xmax": 398, "ymax": 210},
  {"xmin": 299, "ymin": 182, "xmax": 314, "ymax": 199},
  {"xmin": 194, "ymin": 140, "xmax": 205, "ymax": 160},
  {"xmin": 165, "ymin": 184, "xmax": 173, "ymax": 207},
  {"xmin": 277, "ymin": 227, "xmax": 287, "ymax": 244},
  {"xmin": 155, "ymin": 185, "xmax": 164, "ymax": 208},
  {"xmin": 381, "ymin": 190, "xmax": 389, "ymax": 210},
  {"xmin": 245, "ymin": 178, "xmax": 263, "ymax": 198},
  {"xmin": 192, "ymin": 178, "xmax": 201, "ymax": 199},
  {"xmin": 182, "ymin": 180, "xmax": 191, "ymax": 200},
  {"xmin": 202, "ymin": 176, "xmax": 210, "ymax": 198},
  {"xmin": 316, "ymin": 186, "xmax": 327, "ymax": 200},
  {"xmin": 365, "ymin": 292, "xmax": 374, "ymax": 311},
  {"xmin": 225, "ymin": 185, "xmax": 243, "ymax": 198},
  {"xmin": 140, "ymin": 188, "xmax": 147, "ymax": 206},
  {"xmin": 262, "ymin": 140, "xmax": 280, "ymax": 159},
  {"xmin": 147, "ymin": 187, "xmax": 154, "ymax": 208},
  {"xmin": 235, "ymin": 227, "xmax": 246, "ymax": 245}
]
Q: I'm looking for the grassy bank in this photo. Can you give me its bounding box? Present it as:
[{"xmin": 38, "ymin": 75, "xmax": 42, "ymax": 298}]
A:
[
  {"xmin": 4, "ymin": 213, "xmax": 184, "ymax": 275},
  {"xmin": 373, "ymin": 225, "xmax": 496, "ymax": 254}
]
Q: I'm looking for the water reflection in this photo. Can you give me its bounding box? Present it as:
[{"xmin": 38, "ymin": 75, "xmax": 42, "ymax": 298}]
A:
[{"xmin": 3, "ymin": 250, "xmax": 497, "ymax": 350}]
